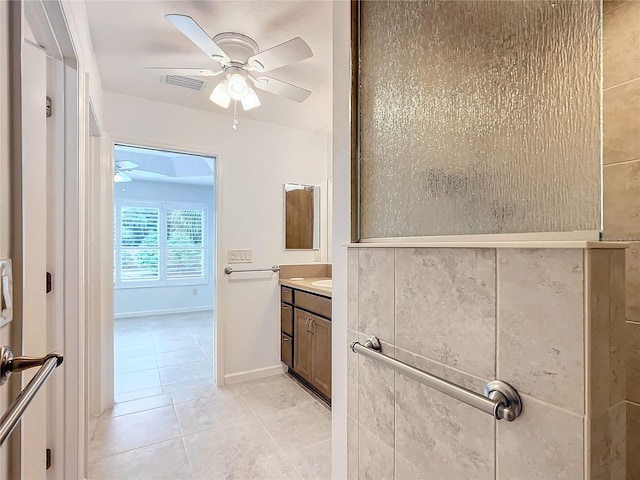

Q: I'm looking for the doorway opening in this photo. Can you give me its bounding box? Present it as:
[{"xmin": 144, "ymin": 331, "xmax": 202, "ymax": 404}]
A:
[{"xmin": 111, "ymin": 144, "xmax": 216, "ymax": 403}]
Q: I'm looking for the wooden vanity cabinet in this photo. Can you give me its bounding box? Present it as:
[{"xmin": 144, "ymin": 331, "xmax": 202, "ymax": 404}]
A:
[{"xmin": 281, "ymin": 285, "xmax": 332, "ymax": 402}]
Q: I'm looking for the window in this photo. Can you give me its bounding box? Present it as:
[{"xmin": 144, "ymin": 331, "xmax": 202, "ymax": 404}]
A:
[{"xmin": 114, "ymin": 200, "xmax": 207, "ymax": 287}]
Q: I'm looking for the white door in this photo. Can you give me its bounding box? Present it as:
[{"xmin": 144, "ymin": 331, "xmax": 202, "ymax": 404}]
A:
[{"xmin": 19, "ymin": 39, "xmax": 49, "ymax": 479}]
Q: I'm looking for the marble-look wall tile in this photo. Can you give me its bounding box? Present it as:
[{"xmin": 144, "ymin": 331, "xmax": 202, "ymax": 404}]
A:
[
  {"xmin": 497, "ymin": 395, "xmax": 584, "ymax": 479},
  {"xmin": 589, "ymin": 250, "xmax": 613, "ymax": 416},
  {"xmin": 627, "ymin": 402, "xmax": 640, "ymax": 479},
  {"xmin": 603, "ymin": 0, "xmax": 627, "ymax": 15},
  {"xmin": 347, "ymin": 415, "xmax": 358, "ymax": 480},
  {"xmin": 358, "ymin": 425, "xmax": 393, "ymax": 480},
  {"xmin": 611, "ymin": 402, "xmax": 627, "ymax": 480},
  {"xmin": 604, "ymin": 160, "xmax": 640, "ymax": 238},
  {"xmin": 394, "ymin": 453, "xmax": 424, "ymax": 480},
  {"xmin": 395, "ymin": 374, "xmax": 494, "ymax": 480},
  {"xmin": 610, "ymin": 250, "xmax": 626, "ymax": 406},
  {"xmin": 358, "ymin": 341, "xmax": 394, "ymax": 448},
  {"xmin": 395, "ymin": 248, "xmax": 496, "ymax": 379},
  {"xmin": 590, "ymin": 402, "xmax": 627, "ymax": 480},
  {"xmin": 603, "ymin": 1, "xmax": 640, "ymax": 89},
  {"xmin": 348, "ymin": 248, "xmax": 359, "ymax": 331},
  {"xmin": 627, "ymin": 243, "xmax": 640, "ymax": 322},
  {"xmin": 358, "ymin": 248, "xmax": 394, "ymax": 344},
  {"xmin": 498, "ymin": 249, "xmax": 584, "ymax": 414},
  {"xmin": 603, "ymin": 80, "xmax": 640, "ymax": 171},
  {"xmin": 627, "ymin": 321, "xmax": 640, "ymax": 404},
  {"xmin": 347, "ymin": 329, "xmax": 358, "ymax": 420}
]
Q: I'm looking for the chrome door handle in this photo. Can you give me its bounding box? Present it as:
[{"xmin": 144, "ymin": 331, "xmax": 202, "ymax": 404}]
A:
[{"xmin": 309, "ymin": 319, "xmax": 315, "ymax": 335}]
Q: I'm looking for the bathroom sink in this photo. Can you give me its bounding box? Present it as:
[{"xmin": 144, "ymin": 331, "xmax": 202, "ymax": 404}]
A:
[{"xmin": 311, "ymin": 279, "xmax": 332, "ymax": 288}]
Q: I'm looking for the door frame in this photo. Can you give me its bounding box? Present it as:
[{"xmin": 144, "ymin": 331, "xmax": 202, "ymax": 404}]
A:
[
  {"xmin": 18, "ymin": 1, "xmax": 85, "ymax": 479},
  {"xmin": 103, "ymin": 137, "xmax": 224, "ymax": 388}
]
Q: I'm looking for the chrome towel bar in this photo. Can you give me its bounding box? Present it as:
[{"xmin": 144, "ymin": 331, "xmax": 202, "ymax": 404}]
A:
[
  {"xmin": 0, "ymin": 347, "xmax": 64, "ymax": 445},
  {"xmin": 224, "ymin": 265, "xmax": 280, "ymax": 275},
  {"xmin": 351, "ymin": 336, "xmax": 522, "ymax": 422}
]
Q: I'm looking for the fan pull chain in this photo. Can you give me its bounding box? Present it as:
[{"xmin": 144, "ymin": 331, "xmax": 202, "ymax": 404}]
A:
[{"xmin": 232, "ymin": 100, "xmax": 239, "ymax": 130}]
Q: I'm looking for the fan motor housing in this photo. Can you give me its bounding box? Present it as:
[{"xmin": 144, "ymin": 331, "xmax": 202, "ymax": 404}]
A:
[{"xmin": 213, "ymin": 32, "xmax": 259, "ymax": 64}]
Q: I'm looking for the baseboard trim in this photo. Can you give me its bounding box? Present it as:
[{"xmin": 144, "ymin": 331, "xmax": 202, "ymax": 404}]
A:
[
  {"xmin": 114, "ymin": 306, "xmax": 214, "ymax": 319},
  {"xmin": 224, "ymin": 364, "xmax": 287, "ymax": 385}
]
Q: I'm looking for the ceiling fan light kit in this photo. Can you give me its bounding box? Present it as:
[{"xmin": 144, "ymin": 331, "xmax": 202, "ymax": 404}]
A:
[{"xmin": 153, "ymin": 14, "xmax": 314, "ymax": 129}]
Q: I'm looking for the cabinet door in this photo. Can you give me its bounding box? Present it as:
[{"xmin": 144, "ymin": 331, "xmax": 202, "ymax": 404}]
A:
[
  {"xmin": 293, "ymin": 309, "xmax": 313, "ymax": 383},
  {"xmin": 311, "ymin": 315, "xmax": 332, "ymax": 400}
]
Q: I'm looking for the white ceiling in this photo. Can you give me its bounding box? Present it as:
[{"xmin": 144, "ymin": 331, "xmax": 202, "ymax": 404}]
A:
[
  {"xmin": 85, "ymin": 1, "xmax": 333, "ymax": 133},
  {"xmin": 115, "ymin": 144, "xmax": 215, "ymax": 186}
]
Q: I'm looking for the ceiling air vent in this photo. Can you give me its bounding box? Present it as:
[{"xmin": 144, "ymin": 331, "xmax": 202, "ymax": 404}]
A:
[{"xmin": 164, "ymin": 75, "xmax": 204, "ymax": 91}]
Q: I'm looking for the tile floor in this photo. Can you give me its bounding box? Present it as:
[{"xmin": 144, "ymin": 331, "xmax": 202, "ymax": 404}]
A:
[{"xmin": 88, "ymin": 313, "xmax": 332, "ymax": 480}]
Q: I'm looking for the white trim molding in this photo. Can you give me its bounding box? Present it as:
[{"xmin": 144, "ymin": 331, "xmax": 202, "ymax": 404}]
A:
[
  {"xmin": 223, "ymin": 364, "xmax": 287, "ymax": 385},
  {"xmin": 114, "ymin": 305, "xmax": 214, "ymax": 319}
]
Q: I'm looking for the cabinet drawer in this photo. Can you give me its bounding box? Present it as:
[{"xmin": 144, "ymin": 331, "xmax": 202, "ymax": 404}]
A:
[
  {"xmin": 281, "ymin": 333, "xmax": 293, "ymax": 368},
  {"xmin": 281, "ymin": 303, "xmax": 293, "ymax": 336},
  {"xmin": 281, "ymin": 286, "xmax": 293, "ymax": 304},
  {"xmin": 295, "ymin": 291, "xmax": 331, "ymax": 319}
]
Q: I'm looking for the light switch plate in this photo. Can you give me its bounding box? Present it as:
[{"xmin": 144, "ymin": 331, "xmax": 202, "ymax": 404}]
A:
[
  {"xmin": 0, "ymin": 259, "xmax": 13, "ymax": 327},
  {"xmin": 314, "ymin": 250, "xmax": 321, "ymax": 262},
  {"xmin": 228, "ymin": 249, "xmax": 252, "ymax": 264}
]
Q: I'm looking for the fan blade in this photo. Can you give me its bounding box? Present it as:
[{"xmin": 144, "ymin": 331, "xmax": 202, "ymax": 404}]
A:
[
  {"xmin": 114, "ymin": 172, "xmax": 132, "ymax": 183},
  {"xmin": 250, "ymin": 75, "xmax": 311, "ymax": 103},
  {"xmin": 165, "ymin": 14, "xmax": 230, "ymax": 63},
  {"xmin": 116, "ymin": 161, "xmax": 139, "ymax": 170},
  {"xmin": 145, "ymin": 67, "xmax": 223, "ymax": 77},
  {"xmin": 247, "ymin": 37, "xmax": 312, "ymax": 73}
]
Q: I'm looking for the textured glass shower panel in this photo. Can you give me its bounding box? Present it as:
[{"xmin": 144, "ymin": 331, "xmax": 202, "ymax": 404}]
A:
[{"xmin": 359, "ymin": 1, "xmax": 601, "ymax": 239}]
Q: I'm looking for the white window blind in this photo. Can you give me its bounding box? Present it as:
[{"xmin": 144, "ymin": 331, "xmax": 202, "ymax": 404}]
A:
[
  {"xmin": 115, "ymin": 201, "xmax": 207, "ymax": 287},
  {"xmin": 166, "ymin": 208, "xmax": 205, "ymax": 280}
]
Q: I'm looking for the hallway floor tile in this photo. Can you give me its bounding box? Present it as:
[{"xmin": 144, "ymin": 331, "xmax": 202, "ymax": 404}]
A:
[{"xmin": 89, "ymin": 313, "xmax": 331, "ymax": 479}]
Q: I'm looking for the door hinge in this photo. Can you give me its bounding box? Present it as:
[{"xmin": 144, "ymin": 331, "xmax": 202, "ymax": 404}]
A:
[
  {"xmin": 46, "ymin": 448, "xmax": 52, "ymax": 470},
  {"xmin": 46, "ymin": 96, "xmax": 52, "ymax": 118},
  {"xmin": 46, "ymin": 272, "xmax": 52, "ymax": 293}
]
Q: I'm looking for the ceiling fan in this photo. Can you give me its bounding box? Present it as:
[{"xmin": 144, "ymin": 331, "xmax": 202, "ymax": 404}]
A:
[
  {"xmin": 147, "ymin": 14, "xmax": 313, "ymax": 129},
  {"xmin": 115, "ymin": 160, "xmax": 171, "ymax": 183},
  {"xmin": 114, "ymin": 160, "xmax": 139, "ymax": 183}
]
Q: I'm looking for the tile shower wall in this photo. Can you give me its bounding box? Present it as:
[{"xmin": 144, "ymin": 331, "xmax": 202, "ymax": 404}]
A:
[
  {"xmin": 347, "ymin": 246, "xmax": 625, "ymax": 479},
  {"xmin": 602, "ymin": 2, "xmax": 640, "ymax": 477}
]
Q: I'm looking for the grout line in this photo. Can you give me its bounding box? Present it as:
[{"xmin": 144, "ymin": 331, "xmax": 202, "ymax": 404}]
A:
[
  {"xmin": 603, "ymin": 76, "xmax": 640, "ymax": 92},
  {"xmin": 238, "ymin": 388, "xmax": 306, "ymax": 480},
  {"xmin": 602, "ymin": 157, "xmax": 640, "ymax": 168},
  {"xmin": 169, "ymin": 392, "xmax": 196, "ymax": 479},
  {"xmin": 494, "ymin": 248, "xmax": 499, "ymax": 480},
  {"xmin": 583, "ymin": 249, "xmax": 591, "ymax": 480},
  {"xmin": 91, "ymin": 431, "xmax": 184, "ymax": 461},
  {"xmin": 603, "ymin": 2, "xmax": 628, "ymax": 15}
]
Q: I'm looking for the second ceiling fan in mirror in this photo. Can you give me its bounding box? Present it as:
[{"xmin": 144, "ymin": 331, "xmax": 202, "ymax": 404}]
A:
[{"xmin": 147, "ymin": 14, "xmax": 314, "ymax": 128}]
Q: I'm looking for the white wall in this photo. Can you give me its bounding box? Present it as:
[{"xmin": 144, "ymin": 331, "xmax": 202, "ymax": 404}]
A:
[
  {"xmin": 0, "ymin": 2, "xmax": 13, "ymax": 478},
  {"xmin": 331, "ymin": 2, "xmax": 351, "ymax": 479},
  {"xmin": 114, "ymin": 179, "xmax": 215, "ymax": 317},
  {"xmin": 103, "ymin": 91, "xmax": 330, "ymax": 379}
]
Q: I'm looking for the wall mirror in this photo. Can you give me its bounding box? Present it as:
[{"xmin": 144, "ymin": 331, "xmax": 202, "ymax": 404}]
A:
[{"xmin": 284, "ymin": 183, "xmax": 320, "ymax": 250}]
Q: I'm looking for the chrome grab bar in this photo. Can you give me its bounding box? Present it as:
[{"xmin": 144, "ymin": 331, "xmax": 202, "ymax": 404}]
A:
[
  {"xmin": 224, "ymin": 265, "xmax": 280, "ymax": 275},
  {"xmin": 351, "ymin": 336, "xmax": 522, "ymax": 422},
  {"xmin": 0, "ymin": 347, "xmax": 64, "ymax": 445}
]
